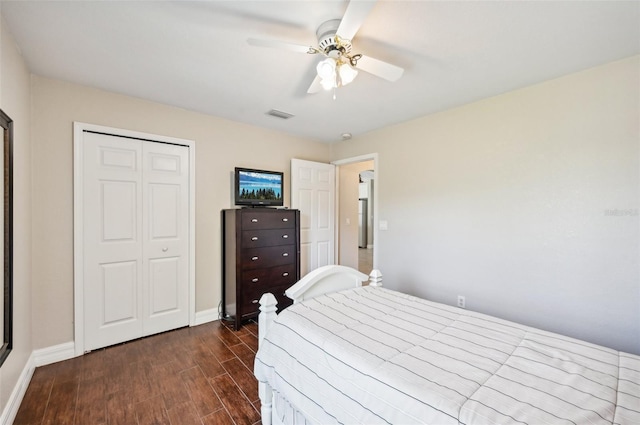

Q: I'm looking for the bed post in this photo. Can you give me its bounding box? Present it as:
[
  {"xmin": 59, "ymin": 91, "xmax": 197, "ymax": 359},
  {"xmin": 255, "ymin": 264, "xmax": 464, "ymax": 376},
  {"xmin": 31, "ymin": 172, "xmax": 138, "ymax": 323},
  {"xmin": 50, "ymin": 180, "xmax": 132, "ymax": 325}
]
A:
[
  {"xmin": 258, "ymin": 293, "xmax": 277, "ymax": 425},
  {"xmin": 369, "ymin": 269, "xmax": 383, "ymax": 287}
]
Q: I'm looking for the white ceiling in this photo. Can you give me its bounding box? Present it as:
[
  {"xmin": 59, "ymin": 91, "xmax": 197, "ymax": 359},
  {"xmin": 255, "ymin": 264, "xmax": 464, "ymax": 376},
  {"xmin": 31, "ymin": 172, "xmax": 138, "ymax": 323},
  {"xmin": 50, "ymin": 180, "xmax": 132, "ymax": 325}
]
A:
[{"xmin": 2, "ymin": 0, "xmax": 639, "ymax": 143}]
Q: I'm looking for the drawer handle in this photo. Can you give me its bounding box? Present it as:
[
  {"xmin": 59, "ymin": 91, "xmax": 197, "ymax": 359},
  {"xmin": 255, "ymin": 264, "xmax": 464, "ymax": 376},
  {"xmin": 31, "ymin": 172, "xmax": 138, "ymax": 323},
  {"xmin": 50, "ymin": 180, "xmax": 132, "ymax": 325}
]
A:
[
  {"xmin": 251, "ymin": 236, "xmax": 258, "ymax": 241},
  {"xmin": 252, "ymin": 299, "xmax": 259, "ymax": 304},
  {"xmin": 252, "ymin": 278, "xmax": 259, "ymax": 283},
  {"xmin": 282, "ymin": 252, "xmax": 289, "ymax": 257},
  {"xmin": 282, "ymin": 234, "xmax": 288, "ymax": 239},
  {"xmin": 251, "ymin": 256, "xmax": 259, "ymax": 261},
  {"xmin": 251, "ymin": 218, "xmax": 258, "ymax": 223},
  {"xmin": 282, "ymin": 218, "xmax": 288, "ymax": 222},
  {"xmin": 282, "ymin": 272, "xmax": 289, "ymax": 277}
]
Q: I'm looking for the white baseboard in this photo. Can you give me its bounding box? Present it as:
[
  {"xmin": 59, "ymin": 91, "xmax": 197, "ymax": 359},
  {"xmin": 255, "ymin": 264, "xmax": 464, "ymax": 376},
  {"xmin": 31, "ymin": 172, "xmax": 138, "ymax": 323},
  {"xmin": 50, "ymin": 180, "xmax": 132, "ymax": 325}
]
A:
[
  {"xmin": 0, "ymin": 352, "xmax": 35, "ymax": 425},
  {"xmin": 0, "ymin": 341, "xmax": 76, "ymax": 425},
  {"xmin": 194, "ymin": 308, "xmax": 218, "ymax": 326},
  {"xmin": 33, "ymin": 341, "xmax": 76, "ymax": 367}
]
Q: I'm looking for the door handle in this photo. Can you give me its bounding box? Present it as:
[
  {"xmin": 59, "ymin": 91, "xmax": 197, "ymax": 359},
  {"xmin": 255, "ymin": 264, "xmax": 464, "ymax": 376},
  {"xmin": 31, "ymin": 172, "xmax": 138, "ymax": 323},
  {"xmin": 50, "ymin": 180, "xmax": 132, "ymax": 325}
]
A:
[{"xmin": 162, "ymin": 247, "xmax": 168, "ymax": 252}]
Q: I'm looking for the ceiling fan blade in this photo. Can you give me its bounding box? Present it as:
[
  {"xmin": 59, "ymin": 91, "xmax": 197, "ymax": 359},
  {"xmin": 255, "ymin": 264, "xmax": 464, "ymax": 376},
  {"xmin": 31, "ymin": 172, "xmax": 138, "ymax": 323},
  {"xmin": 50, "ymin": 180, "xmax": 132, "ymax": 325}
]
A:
[
  {"xmin": 356, "ymin": 55, "xmax": 404, "ymax": 82},
  {"xmin": 247, "ymin": 38, "xmax": 316, "ymax": 54},
  {"xmin": 307, "ymin": 75, "xmax": 323, "ymax": 94},
  {"xmin": 337, "ymin": 0, "xmax": 377, "ymax": 40}
]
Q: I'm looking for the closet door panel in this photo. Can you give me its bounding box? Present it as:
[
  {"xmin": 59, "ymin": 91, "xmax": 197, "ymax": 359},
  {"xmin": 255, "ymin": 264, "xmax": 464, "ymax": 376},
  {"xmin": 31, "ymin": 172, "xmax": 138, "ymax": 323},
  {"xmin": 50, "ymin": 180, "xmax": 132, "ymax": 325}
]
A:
[
  {"xmin": 148, "ymin": 256, "xmax": 180, "ymax": 314},
  {"xmin": 83, "ymin": 133, "xmax": 143, "ymax": 351},
  {"xmin": 142, "ymin": 142, "xmax": 189, "ymax": 335}
]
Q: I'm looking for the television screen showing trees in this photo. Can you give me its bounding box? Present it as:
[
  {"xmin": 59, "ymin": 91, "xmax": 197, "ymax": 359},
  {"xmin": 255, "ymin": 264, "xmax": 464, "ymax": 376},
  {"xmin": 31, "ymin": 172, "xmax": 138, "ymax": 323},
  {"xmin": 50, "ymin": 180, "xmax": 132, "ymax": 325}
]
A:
[{"xmin": 238, "ymin": 170, "xmax": 282, "ymax": 202}]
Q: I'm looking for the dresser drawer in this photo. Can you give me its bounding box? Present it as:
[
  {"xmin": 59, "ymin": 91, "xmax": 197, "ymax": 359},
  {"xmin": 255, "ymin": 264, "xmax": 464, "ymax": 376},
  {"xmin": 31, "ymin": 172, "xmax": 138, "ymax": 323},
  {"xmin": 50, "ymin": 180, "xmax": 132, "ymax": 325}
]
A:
[
  {"xmin": 241, "ymin": 210, "xmax": 296, "ymax": 230},
  {"xmin": 241, "ymin": 245, "xmax": 296, "ymax": 270},
  {"xmin": 241, "ymin": 228, "xmax": 295, "ymax": 248},
  {"xmin": 241, "ymin": 264, "xmax": 297, "ymax": 288},
  {"xmin": 274, "ymin": 286, "xmax": 294, "ymax": 311},
  {"xmin": 240, "ymin": 283, "xmax": 293, "ymax": 316}
]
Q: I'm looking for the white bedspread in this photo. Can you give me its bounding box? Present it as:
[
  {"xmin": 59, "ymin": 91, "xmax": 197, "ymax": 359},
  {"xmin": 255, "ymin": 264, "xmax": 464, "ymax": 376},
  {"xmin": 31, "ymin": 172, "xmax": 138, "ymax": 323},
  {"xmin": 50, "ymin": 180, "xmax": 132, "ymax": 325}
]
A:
[{"xmin": 254, "ymin": 286, "xmax": 640, "ymax": 425}]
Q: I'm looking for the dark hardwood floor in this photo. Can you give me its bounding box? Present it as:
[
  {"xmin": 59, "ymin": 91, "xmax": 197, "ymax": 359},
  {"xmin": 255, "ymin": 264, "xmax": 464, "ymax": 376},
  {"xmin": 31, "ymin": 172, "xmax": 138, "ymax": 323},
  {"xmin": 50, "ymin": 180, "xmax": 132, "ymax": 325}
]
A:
[{"xmin": 14, "ymin": 320, "xmax": 262, "ymax": 425}]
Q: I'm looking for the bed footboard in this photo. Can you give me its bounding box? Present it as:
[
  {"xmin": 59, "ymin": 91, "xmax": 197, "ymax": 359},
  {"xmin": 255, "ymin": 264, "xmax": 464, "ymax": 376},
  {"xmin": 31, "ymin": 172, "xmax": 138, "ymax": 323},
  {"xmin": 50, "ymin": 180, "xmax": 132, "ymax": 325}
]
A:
[
  {"xmin": 256, "ymin": 266, "xmax": 382, "ymax": 425},
  {"xmin": 257, "ymin": 293, "xmax": 277, "ymax": 425}
]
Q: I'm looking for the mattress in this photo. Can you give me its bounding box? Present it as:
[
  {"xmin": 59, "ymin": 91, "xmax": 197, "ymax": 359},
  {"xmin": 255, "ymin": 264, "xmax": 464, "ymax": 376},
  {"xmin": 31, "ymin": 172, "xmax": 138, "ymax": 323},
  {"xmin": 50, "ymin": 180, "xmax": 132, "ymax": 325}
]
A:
[{"xmin": 254, "ymin": 286, "xmax": 640, "ymax": 424}]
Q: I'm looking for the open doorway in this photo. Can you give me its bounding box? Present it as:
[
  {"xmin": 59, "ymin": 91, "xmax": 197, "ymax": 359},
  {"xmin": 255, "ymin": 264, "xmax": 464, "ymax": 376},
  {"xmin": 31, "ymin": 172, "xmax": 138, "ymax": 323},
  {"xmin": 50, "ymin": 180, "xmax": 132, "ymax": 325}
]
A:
[
  {"xmin": 357, "ymin": 169, "xmax": 374, "ymax": 274},
  {"xmin": 334, "ymin": 156, "xmax": 376, "ymax": 274}
]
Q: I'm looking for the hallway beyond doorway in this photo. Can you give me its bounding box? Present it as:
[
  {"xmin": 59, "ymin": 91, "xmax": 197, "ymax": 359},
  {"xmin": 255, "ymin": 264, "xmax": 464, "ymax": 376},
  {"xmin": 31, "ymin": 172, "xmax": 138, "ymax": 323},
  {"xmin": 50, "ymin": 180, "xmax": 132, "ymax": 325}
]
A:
[{"xmin": 358, "ymin": 247, "xmax": 373, "ymax": 275}]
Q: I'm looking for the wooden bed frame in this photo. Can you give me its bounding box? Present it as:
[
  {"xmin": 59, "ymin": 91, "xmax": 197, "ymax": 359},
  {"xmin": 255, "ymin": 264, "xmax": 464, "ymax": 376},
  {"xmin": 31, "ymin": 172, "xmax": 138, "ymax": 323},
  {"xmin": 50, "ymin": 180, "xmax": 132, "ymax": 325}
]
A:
[{"xmin": 257, "ymin": 265, "xmax": 382, "ymax": 425}]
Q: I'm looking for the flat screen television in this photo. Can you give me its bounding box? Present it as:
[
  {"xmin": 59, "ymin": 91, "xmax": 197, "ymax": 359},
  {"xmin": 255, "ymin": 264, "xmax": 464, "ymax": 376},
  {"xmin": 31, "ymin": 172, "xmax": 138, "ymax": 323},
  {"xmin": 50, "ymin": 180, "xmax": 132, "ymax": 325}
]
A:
[{"xmin": 234, "ymin": 167, "xmax": 284, "ymax": 207}]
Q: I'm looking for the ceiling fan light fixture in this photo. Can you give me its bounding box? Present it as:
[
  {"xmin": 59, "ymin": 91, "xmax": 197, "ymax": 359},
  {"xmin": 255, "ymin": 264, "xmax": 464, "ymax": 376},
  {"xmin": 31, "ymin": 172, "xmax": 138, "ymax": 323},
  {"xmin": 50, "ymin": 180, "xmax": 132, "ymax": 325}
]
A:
[
  {"xmin": 338, "ymin": 62, "xmax": 358, "ymax": 86},
  {"xmin": 320, "ymin": 76, "xmax": 335, "ymax": 91},
  {"xmin": 316, "ymin": 58, "xmax": 336, "ymax": 80}
]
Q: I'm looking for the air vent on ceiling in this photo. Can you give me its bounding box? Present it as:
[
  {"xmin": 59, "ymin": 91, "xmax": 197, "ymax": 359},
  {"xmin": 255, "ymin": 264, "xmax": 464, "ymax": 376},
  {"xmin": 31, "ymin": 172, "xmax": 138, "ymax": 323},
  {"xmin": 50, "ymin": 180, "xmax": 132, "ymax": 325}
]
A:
[{"xmin": 266, "ymin": 109, "xmax": 294, "ymax": 120}]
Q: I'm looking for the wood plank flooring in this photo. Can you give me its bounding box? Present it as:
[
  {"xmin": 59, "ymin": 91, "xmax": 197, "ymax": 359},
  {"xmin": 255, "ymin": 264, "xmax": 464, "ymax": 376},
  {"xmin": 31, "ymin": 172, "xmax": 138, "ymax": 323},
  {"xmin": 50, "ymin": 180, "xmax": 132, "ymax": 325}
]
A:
[{"xmin": 14, "ymin": 320, "xmax": 262, "ymax": 425}]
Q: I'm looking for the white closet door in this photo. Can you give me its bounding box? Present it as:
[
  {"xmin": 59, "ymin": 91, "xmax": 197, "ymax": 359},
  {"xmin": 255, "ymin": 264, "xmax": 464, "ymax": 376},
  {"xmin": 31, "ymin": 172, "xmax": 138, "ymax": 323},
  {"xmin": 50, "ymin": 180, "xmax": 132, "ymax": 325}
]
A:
[
  {"xmin": 142, "ymin": 142, "xmax": 189, "ymax": 335},
  {"xmin": 83, "ymin": 133, "xmax": 144, "ymax": 350},
  {"xmin": 291, "ymin": 158, "xmax": 336, "ymax": 276},
  {"xmin": 82, "ymin": 132, "xmax": 189, "ymax": 351}
]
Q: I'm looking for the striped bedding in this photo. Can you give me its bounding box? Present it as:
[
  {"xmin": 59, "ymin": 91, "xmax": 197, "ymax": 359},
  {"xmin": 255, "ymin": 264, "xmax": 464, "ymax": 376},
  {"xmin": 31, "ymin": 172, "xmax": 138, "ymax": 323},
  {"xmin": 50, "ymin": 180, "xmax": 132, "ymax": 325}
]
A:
[{"xmin": 254, "ymin": 286, "xmax": 640, "ymax": 425}]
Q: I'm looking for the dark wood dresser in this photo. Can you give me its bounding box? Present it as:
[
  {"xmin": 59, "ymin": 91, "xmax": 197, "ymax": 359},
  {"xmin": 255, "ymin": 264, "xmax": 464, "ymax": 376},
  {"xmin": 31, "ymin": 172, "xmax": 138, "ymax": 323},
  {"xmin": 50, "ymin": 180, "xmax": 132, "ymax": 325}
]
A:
[{"xmin": 222, "ymin": 208, "xmax": 300, "ymax": 330}]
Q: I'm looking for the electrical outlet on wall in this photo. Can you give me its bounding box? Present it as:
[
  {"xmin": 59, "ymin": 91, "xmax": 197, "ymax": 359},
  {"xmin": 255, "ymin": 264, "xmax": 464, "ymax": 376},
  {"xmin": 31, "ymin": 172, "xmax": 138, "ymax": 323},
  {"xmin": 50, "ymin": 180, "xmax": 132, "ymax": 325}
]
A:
[{"xmin": 457, "ymin": 295, "xmax": 466, "ymax": 309}]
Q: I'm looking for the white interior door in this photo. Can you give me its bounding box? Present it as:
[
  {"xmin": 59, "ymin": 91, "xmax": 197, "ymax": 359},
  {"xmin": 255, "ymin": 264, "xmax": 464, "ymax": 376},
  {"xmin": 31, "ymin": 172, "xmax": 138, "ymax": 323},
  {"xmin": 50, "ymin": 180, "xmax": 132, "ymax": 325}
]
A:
[
  {"xmin": 291, "ymin": 158, "xmax": 335, "ymax": 276},
  {"xmin": 82, "ymin": 131, "xmax": 189, "ymax": 351},
  {"xmin": 142, "ymin": 142, "xmax": 189, "ymax": 335},
  {"xmin": 83, "ymin": 134, "xmax": 143, "ymax": 350}
]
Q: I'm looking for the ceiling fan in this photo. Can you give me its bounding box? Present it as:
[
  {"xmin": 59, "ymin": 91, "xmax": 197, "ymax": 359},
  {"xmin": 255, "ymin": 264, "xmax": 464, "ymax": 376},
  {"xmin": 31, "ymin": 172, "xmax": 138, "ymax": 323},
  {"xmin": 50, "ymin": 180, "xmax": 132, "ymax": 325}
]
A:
[{"xmin": 247, "ymin": 1, "xmax": 404, "ymax": 95}]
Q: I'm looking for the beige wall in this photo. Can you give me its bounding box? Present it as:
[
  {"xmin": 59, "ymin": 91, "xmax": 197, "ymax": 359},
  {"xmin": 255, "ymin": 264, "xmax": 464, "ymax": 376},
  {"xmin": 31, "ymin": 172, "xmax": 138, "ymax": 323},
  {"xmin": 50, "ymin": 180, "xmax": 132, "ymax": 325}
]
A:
[
  {"xmin": 331, "ymin": 56, "xmax": 640, "ymax": 354},
  {"xmin": 31, "ymin": 76, "xmax": 330, "ymax": 349},
  {"xmin": 0, "ymin": 15, "xmax": 32, "ymax": 412}
]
